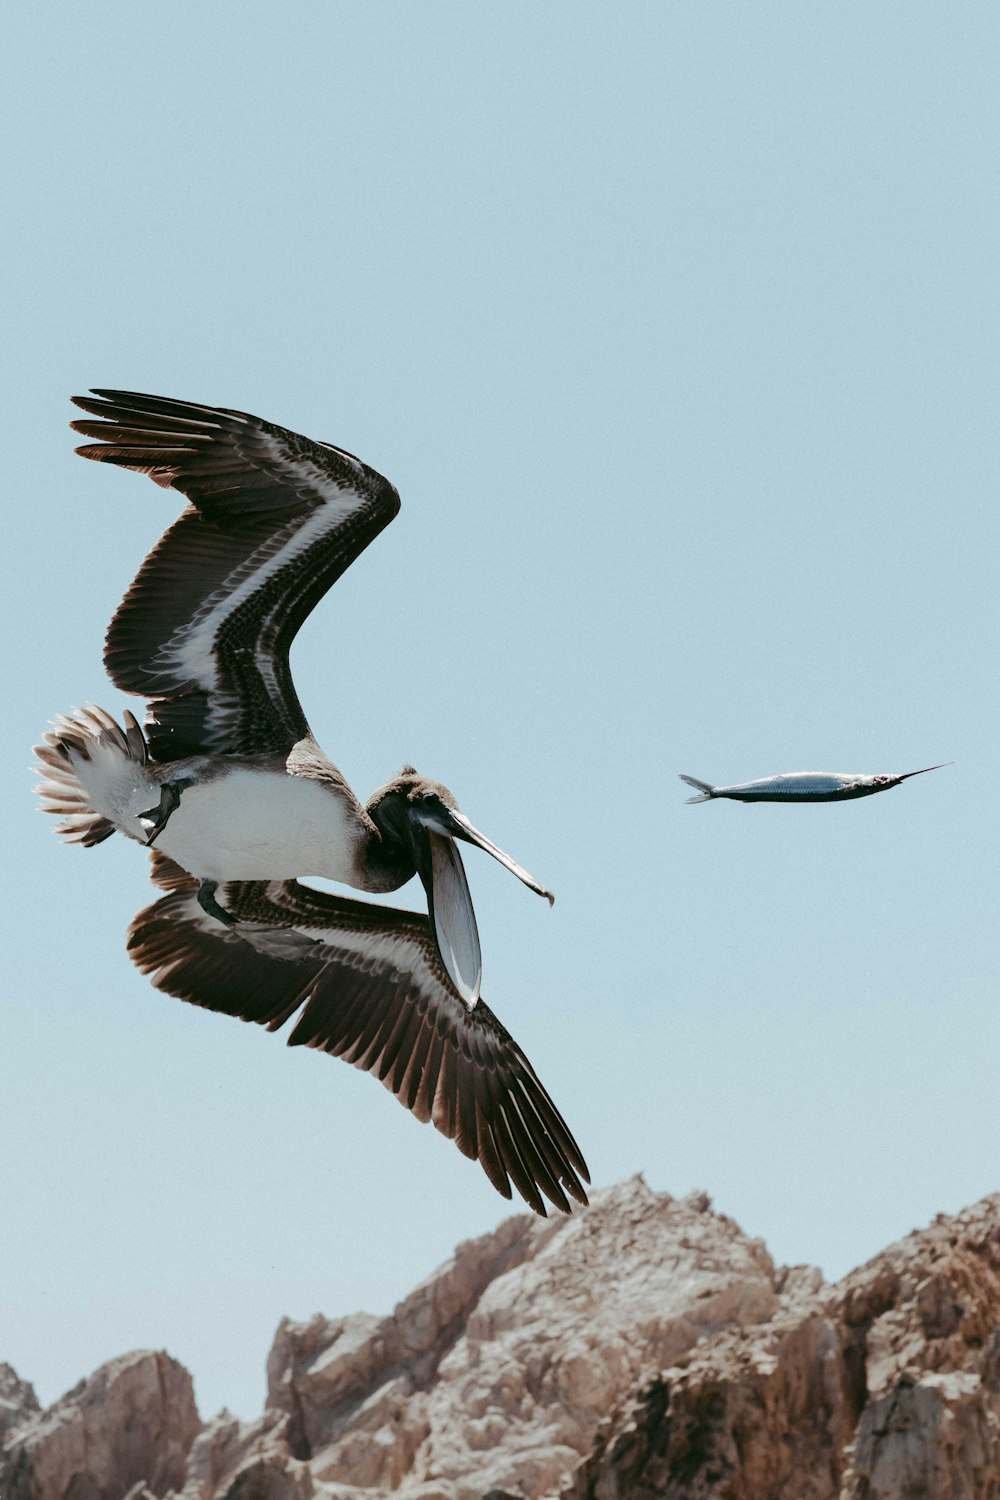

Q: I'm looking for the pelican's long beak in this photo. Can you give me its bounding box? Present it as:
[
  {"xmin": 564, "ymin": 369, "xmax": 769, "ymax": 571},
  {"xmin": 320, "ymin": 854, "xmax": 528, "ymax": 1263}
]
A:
[
  {"xmin": 412, "ymin": 807, "xmax": 553, "ymax": 1007},
  {"xmin": 430, "ymin": 808, "xmax": 555, "ymax": 906}
]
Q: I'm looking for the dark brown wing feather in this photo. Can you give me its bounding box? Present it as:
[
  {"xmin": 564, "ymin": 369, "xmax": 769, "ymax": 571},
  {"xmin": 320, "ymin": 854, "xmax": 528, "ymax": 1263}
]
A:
[
  {"xmin": 71, "ymin": 390, "xmax": 400, "ymax": 760},
  {"xmin": 127, "ymin": 870, "xmax": 590, "ymax": 1216}
]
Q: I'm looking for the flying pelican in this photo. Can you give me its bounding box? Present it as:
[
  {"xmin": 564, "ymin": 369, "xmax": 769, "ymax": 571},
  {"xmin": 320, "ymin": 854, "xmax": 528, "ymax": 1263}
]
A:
[
  {"xmin": 679, "ymin": 765, "xmax": 952, "ymax": 804},
  {"xmin": 35, "ymin": 389, "xmax": 588, "ymax": 1215}
]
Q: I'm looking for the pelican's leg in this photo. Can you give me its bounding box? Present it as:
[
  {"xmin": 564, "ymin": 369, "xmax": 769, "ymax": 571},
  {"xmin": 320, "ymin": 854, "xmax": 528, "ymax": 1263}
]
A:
[
  {"xmin": 137, "ymin": 779, "xmax": 189, "ymax": 846},
  {"xmin": 197, "ymin": 879, "xmax": 236, "ymax": 929}
]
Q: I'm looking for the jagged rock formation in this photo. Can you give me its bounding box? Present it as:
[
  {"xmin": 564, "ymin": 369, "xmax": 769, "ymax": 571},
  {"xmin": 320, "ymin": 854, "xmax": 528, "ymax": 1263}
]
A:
[
  {"xmin": 0, "ymin": 1367, "xmax": 39, "ymax": 1444},
  {"xmin": 3, "ymin": 1180, "xmax": 998, "ymax": 1500},
  {"xmin": 566, "ymin": 1191, "xmax": 1000, "ymax": 1500},
  {"xmin": 1, "ymin": 1350, "xmax": 199, "ymax": 1500}
]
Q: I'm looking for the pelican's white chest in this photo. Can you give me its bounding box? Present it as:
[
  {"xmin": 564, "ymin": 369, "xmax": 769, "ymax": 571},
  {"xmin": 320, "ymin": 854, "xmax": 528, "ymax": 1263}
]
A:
[{"xmin": 152, "ymin": 767, "xmax": 365, "ymax": 883}]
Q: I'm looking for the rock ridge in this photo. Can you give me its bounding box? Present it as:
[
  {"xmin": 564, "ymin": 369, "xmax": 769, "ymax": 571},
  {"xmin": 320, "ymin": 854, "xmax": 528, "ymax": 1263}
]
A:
[{"xmin": 3, "ymin": 1181, "xmax": 997, "ymax": 1500}]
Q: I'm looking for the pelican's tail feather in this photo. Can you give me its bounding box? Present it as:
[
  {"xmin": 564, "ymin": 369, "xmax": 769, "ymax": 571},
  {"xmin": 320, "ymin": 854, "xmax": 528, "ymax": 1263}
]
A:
[
  {"xmin": 34, "ymin": 705, "xmax": 149, "ymax": 846},
  {"xmin": 679, "ymin": 773, "xmax": 716, "ymax": 804}
]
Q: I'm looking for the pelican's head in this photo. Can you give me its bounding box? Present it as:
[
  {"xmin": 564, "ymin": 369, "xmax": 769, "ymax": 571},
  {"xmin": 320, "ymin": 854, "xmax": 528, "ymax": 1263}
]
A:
[{"xmin": 369, "ymin": 767, "xmax": 553, "ymax": 1006}]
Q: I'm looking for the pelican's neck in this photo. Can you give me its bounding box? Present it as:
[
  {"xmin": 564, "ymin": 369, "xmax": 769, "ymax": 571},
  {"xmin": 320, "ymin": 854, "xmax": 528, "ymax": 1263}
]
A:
[{"xmin": 356, "ymin": 802, "xmax": 417, "ymax": 893}]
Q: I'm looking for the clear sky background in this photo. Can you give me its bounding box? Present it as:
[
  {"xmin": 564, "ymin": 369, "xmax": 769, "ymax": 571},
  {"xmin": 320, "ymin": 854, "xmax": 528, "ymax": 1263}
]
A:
[{"xmin": 2, "ymin": 3, "xmax": 997, "ymax": 1424}]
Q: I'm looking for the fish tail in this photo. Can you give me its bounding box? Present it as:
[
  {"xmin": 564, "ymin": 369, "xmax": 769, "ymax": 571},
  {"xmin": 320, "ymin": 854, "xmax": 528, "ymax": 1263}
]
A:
[
  {"xmin": 679, "ymin": 773, "xmax": 716, "ymax": 804},
  {"xmin": 34, "ymin": 705, "xmax": 149, "ymax": 846}
]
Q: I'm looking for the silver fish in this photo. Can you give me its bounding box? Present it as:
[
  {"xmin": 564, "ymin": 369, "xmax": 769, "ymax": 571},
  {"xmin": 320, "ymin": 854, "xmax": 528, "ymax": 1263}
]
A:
[{"xmin": 679, "ymin": 764, "xmax": 952, "ymax": 804}]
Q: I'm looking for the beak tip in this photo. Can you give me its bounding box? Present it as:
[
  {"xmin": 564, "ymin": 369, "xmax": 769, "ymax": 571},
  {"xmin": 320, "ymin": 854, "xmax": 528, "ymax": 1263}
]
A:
[{"xmin": 545, "ymin": 890, "xmax": 555, "ymax": 907}]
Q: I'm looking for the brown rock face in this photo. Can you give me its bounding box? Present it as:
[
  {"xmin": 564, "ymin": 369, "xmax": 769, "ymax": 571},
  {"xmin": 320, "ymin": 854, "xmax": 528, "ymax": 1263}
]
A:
[
  {"xmin": 249, "ymin": 1179, "xmax": 778, "ymax": 1500},
  {"xmin": 0, "ymin": 1366, "xmax": 40, "ymax": 1445},
  {"xmin": 568, "ymin": 1193, "xmax": 1000, "ymax": 1500},
  {"xmin": 838, "ymin": 1195, "xmax": 1000, "ymax": 1499},
  {"xmin": 3, "ymin": 1184, "xmax": 998, "ymax": 1500},
  {"xmin": 564, "ymin": 1309, "xmax": 854, "ymax": 1499},
  {"xmin": 1, "ymin": 1350, "xmax": 200, "ymax": 1500}
]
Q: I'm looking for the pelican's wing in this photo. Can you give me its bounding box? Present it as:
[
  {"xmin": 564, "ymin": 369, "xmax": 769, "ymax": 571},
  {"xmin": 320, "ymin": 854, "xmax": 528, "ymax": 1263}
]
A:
[
  {"xmin": 71, "ymin": 390, "xmax": 400, "ymax": 761},
  {"xmin": 129, "ymin": 866, "xmax": 590, "ymax": 1216}
]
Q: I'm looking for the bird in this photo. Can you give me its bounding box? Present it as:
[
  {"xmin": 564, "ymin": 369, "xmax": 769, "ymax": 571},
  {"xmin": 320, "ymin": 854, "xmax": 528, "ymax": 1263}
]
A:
[
  {"xmin": 35, "ymin": 389, "xmax": 588, "ymax": 1215},
  {"xmin": 679, "ymin": 765, "xmax": 952, "ymax": 804}
]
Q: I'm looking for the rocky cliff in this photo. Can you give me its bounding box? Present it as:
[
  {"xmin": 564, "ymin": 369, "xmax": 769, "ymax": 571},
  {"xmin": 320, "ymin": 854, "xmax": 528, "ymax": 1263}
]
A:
[{"xmin": 3, "ymin": 1179, "xmax": 998, "ymax": 1500}]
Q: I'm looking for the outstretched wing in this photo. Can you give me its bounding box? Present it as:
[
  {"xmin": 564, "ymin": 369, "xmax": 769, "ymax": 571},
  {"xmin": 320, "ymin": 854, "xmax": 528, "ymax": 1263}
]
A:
[
  {"xmin": 129, "ymin": 864, "xmax": 590, "ymax": 1217},
  {"xmin": 71, "ymin": 390, "xmax": 400, "ymax": 761}
]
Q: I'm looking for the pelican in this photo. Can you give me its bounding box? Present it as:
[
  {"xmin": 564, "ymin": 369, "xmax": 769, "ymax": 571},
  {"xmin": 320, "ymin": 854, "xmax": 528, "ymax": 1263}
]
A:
[
  {"xmin": 679, "ymin": 765, "xmax": 952, "ymax": 804},
  {"xmin": 35, "ymin": 389, "xmax": 588, "ymax": 1215}
]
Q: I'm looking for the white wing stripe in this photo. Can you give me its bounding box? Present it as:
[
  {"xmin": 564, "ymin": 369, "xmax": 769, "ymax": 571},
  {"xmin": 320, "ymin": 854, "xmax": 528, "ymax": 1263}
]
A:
[
  {"xmin": 292, "ymin": 923, "xmax": 441, "ymax": 991},
  {"xmin": 191, "ymin": 889, "xmax": 442, "ymax": 990},
  {"xmin": 160, "ymin": 487, "xmax": 366, "ymax": 688}
]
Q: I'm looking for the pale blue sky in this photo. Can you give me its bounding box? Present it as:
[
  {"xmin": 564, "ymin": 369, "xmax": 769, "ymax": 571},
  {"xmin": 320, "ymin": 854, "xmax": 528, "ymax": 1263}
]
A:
[{"xmin": 2, "ymin": 3, "xmax": 997, "ymax": 1422}]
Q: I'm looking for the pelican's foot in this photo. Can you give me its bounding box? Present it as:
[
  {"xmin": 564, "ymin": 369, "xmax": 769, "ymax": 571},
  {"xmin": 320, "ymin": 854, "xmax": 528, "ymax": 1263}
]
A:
[
  {"xmin": 197, "ymin": 879, "xmax": 236, "ymax": 929},
  {"xmin": 138, "ymin": 780, "xmax": 187, "ymax": 846},
  {"xmin": 238, "ymin": 923, "xmax": 321, "ymax": 962}
]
